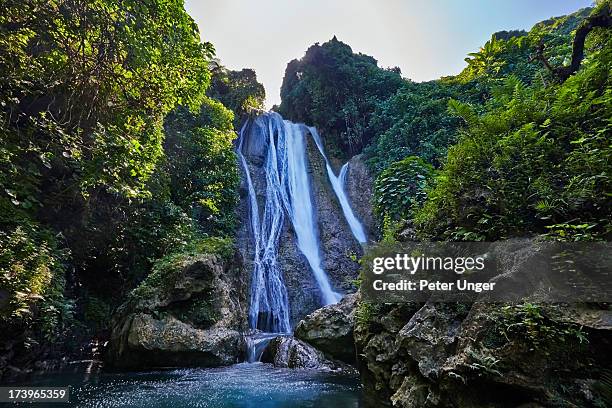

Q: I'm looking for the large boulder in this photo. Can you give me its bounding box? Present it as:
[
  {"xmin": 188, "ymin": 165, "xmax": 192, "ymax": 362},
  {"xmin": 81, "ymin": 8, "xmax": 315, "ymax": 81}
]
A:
[
  {"xmin": 105, "ymin": 250, "xmax": 248, "ymax": 369},
  {"xmin": 294, "ymin": 292, "xmax": 358, "ymax": 363},
  {"xmin": 109, "ymin": 314, "xmax": 244, "ymax": 368},
  {"xmin": 261, "ymin": 336, "xmax": 356, "ymax": 373}
]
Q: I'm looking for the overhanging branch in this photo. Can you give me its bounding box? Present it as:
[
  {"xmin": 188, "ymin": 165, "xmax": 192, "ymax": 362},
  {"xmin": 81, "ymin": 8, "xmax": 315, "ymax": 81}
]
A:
[{"xmin": 533, "ymin": 3, "xmax": 612, "ymax": 81}]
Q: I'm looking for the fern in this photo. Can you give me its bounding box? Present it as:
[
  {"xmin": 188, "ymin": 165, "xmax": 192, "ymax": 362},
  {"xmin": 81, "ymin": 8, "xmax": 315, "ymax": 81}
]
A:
[{"xmin": 447, "ymin": 99, "xmax": 478, "ymax": 126}]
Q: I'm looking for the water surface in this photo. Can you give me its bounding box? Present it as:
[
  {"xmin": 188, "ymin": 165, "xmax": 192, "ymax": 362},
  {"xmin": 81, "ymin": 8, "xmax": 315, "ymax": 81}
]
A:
[{"xmin": 21, "ymin": 362, "xmax": 362, "ymax": 408}]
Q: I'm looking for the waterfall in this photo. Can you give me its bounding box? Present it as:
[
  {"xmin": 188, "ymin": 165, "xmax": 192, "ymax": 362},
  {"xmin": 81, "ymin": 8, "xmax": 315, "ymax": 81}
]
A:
[
  {"xmin": 238, "ymin": 113, "xmax": 341, "ymax": 338},
  {"xmin": 238, "ymin": 119, "xmax": 291, "ymax": 334},
  {"xmin": 244, "ymin": 332, "xmax": 280, "ymax": 363},
  {"xmin": 282, "ymin": 122, "xmax": 341, "ymax": 306},
  {"xmin": 309, "ymin": 127, "xmax": 368, "ymax": 244}
]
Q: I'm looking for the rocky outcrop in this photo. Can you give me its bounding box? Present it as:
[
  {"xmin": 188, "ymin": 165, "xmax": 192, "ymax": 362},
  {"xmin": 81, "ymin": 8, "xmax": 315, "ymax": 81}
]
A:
[
  {"xmin": 109, "ymin": 314, "xmax": 244, "ymax": 368},
  {"xmin": 105, "ymin": 251, "xmax": 248, "ymax": 369},
  {"xmin": 358, "ymin": 301, "xmax": 611, "ymax": 407},
  {"xmin": 355, "ymin": 240, "xmax": 612, "ymax": 407},
  {"xmin": 261, "ymin": 336, "xmax": 357, "ymax": 373},
  {"xmin": 295, "ymin": 292, "xmax": 358, "ymax": 363}
]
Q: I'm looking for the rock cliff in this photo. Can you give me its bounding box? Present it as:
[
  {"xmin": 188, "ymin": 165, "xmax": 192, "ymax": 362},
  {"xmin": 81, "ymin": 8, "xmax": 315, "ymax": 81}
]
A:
[
  {"xmin": 345, "ymin": 154, "xmax": 377, "ymax": 240},
  {"xmin": 236, "ymin": 117, "xmax": 372, "ymax": 327},
  {"xmin": 354, "ymin": 240, "xmax": 612, "ymax": 407}
]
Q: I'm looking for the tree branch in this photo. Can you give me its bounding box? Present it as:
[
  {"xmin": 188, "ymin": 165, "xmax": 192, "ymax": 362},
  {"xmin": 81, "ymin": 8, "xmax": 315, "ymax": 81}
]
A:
[{"xmin": 534, "ymin": 3, "xmax": 612, "ymax": 81}]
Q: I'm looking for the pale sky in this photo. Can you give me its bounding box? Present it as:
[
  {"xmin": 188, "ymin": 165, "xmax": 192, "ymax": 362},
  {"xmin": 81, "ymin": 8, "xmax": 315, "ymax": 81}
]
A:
[{"xmin": 185, "ymin": 0, "xmax": 592, "ymax": 108}]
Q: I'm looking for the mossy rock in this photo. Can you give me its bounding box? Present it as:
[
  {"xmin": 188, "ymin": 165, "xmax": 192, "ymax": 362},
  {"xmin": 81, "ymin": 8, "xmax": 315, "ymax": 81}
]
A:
[{"xmin": 106, "ymin": 242, "xmax": 248, "ymax": 369}]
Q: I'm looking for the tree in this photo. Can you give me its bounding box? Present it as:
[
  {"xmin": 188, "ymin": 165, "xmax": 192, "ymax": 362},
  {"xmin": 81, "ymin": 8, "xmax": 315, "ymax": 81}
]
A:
[{"xmin": 533, "ymin": 0, "xmax": 612, "ymax": 81}]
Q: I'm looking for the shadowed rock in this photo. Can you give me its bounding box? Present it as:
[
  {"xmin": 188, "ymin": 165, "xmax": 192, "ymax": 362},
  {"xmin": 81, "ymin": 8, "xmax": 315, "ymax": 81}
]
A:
[
  {"xmin": 261, "ymin": 336, "xmax": 357, "ymax": 374},
  {"xmin": 295, "ymin": 293, "xmax": 358, "ymax": 363},
  {"xmin": 106, "ymin": 252, "xmax": 248, "ymax": 369},
  {"xmin": 355, "ymin": 239, "xmax": 612, "ymax": 407}
]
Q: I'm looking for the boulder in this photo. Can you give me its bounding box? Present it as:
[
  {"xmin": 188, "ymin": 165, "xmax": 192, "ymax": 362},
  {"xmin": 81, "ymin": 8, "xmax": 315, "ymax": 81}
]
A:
[
  {"xmin": 105, "ymin": 252, "xmax": 248, "ymax": 369},
  {"xmin": 294, "ymin": 292, "xmax": 357, "ymax": 363},
  {"xmin": 108, "ymin": 313, "xmax": 244, "ymax": 368},
  {"xmin": 261, "ymin": 336, "xmax": 356, "ymax": 373}
]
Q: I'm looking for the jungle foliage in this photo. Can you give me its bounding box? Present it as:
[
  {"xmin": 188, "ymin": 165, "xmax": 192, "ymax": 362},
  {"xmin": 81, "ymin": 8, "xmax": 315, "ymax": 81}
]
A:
[
  {"xmin": 207, "ymin": 64, "xmax": 266, "ymax": 126},
  {"xmin": 0, "ymin": 0, "xmax": 261, "ymax": 367},
  {"xmin": 415, "ymin": 3, "xmax": 612, "ymax": 241},
  {"xmin": 279, "ymin": 36, "xmax": 405, "ymax": 156},
  {"xmin": 279, "ymin": 3, "xmax": 611, "ymax": 242}
]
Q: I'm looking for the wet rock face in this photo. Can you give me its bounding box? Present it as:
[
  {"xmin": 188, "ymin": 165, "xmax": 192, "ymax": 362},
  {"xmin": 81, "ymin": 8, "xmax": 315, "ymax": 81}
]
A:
[
  {"xmin": 236, "ymin": 119, "xmax": 373, "ymax": 327},
  {"xmin": 261, "ymin": 336, "xmax": 357, "ymax": 374},
  {"xmin": 106, "ymin": 253, "xmax": 248, "ymax": 369},
  {"xmin": 236, "ymin": 124, "xmax": 321, "ymax": 328},
  {"xmin": 355, "ymin": 240, "xmax": 612, "ymax": 407},
  {"xmin": 304, "ymin": 135, "xmax": 363, "ymax": 298},
  {"xmin": 344, "ymin": 154, "xmax": 377, "ymax": 240},
  {"xmin": 295, "ymin": 293, "xmax": 358, "ymax": 363}
]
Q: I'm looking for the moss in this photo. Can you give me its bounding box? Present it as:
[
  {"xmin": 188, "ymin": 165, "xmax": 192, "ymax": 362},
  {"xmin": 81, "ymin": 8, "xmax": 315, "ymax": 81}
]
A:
[
  {"xmin": 128, "ymin": 235, "xmax": 234, "ymax": 305},
  {"xmin": 482, "ymin": 322, "xmax": 510, "ymax": 349},
  {"xmin": 169, "ymin": 294, "xmax": 220, "ymax": 328},
  {"xmin": 192, "ymin": 236, "xmax": 235, "ymax": 261}
]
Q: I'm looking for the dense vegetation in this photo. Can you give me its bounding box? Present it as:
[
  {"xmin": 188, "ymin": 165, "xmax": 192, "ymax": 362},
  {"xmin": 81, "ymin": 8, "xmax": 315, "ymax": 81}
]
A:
[
  {"xmin": 279, "ymin": 3, "xmax": 611, "ymax": 243},
  {"xmin": 0, "ymin": 0, "xmax": 263, "ymax": 373},
  {"xmin": 207, "ymin": 64, "xmax": 266, "ymax": 126},
  {"xmin": 309, "ymin": 5, "xmax": 610, "ymax": 406},
  {"xmin": 1, "ymin": 0, "xmax": 610, "ymax": 387},
  {"xmin": 415, "ymin": 4, "xmax": 611, "ymax": 241},
  {"xmin": 279, "ymin": 36, "xmax": 405, "ymax": 156}
]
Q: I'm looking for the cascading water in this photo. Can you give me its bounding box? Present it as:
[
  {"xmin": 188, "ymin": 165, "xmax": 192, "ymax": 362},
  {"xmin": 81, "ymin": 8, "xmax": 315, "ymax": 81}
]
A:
[
  {"xmin": 310, "ymin": 127, "xmax": 368, "ymax": 244},
  {"xmin": 239, "ymin": 112, "xmax": 367, "ymax": 362},
  {"xmin": 238, "ymin": 118, "xmax": 291, "ymax": 335},
  {"xmin": 238, "ymin": 113, "xmax": 341, "ymax": 358},
  {"xmin": 282, "ymin": 122, "xmax": 341, "ymax": 306}
]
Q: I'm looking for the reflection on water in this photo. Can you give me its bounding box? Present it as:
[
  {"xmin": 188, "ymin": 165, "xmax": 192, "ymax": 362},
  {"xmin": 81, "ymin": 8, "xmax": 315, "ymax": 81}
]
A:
[{"xmin": 19, "ymin": 362, "xmax": 363, "ymax": 408}]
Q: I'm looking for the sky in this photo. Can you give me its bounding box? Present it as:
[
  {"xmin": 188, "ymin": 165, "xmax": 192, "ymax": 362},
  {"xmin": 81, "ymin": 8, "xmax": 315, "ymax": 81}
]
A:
[{"xmin": 185, "ymin": 0, "xmax": 592, "ymax": 108}]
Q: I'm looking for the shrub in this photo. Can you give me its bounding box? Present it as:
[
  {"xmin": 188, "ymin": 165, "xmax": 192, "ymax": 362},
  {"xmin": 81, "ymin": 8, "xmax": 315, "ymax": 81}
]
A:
[
  {"xmin": 374, "ymin": 156, "xmax": 434, "ymax": 223},
  {"xmin": 415, "ymin": 42, "xmax": 612, "ymax": 241},
  {"xmin": 0, "ymin": 223, "xmax": 72, "ymax": 341}
]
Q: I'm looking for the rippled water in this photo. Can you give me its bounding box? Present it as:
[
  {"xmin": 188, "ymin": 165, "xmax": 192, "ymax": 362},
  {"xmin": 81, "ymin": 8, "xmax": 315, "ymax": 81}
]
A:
[{"xmin": 20, "ymin": 363, "xmax": 363, "ymax": 408}]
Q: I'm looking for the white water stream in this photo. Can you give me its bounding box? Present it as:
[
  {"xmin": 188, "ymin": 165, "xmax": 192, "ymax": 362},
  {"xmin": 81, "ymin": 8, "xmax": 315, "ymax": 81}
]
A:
[{"xmin": 238, "ymin": 113, "xmax": 366, "ymax": 360}]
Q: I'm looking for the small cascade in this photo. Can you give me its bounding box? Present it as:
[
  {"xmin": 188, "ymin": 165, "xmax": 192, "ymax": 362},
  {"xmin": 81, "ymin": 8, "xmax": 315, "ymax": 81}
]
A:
[
  {"xmin": 245, "ymin": 332, "xmax": 280, "ymax": 363},
  {"xmin": 282, "ymin": 121, "xmax": 341, "ymax": 305},
  {"xmin": 309, "ymin": 127, "xmax": 368, "ymax": 244}
]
